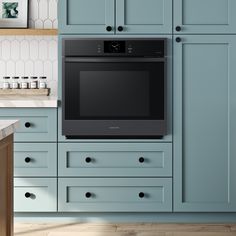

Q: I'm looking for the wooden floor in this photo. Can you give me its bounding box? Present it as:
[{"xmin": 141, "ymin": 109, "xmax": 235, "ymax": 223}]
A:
[{"xmin": 14, "ymin": 223, "xmax": 236, "ymax": 236}]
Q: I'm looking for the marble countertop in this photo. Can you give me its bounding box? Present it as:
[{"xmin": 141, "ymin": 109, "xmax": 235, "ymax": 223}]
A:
[
  {"xmin": 0, "ymin": 120, "xmax": 19, "ymax": 141},
  {"xmin": 0, "ymin": 96, "xmax": 58, "ymax": 108}
]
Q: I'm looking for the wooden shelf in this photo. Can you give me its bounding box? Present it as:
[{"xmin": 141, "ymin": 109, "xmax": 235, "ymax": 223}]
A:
[{"xmin": 0, "ymin": 29, "xmax": 58, "ymax": 35}]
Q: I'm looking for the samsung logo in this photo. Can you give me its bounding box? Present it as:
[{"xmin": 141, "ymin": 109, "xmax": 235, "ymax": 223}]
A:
[{"xmin": 109, "ymin": 126, "xmax": 121, "ymax": 130}]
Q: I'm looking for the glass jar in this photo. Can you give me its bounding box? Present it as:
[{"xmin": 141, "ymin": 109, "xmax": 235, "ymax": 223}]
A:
[
  {"xmin": 39, "ymin": 76, "xmax": 47, "ymax": 89},
  {"xmin": 12, "ymin": 76, "xmax": 19, "ymax": 89},
  {"xmin": 3, "ymin": 76, "xmax": 10, "ymax": 89},
  {"xmin": 30, "ymin": 76, "xmax": 38, "ymax": 89},
  {"xmin": 21, "ymin": 76, "xmax": 29, "ymax": 89}
]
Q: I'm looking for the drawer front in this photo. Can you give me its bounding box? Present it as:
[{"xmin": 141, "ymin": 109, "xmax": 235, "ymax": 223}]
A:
[
  {"xmin": 58, "ymin": 178, "xmax": 172, "ymax": 212},
  {"xmin": 14, "ymin": 143, "xmax": 57, "ymax": 177},
  {"xmin": 14, "ymin": 178, "xmax": 57, "ymax": 212},
  {"xmin": 58, "ymin": 143, "xmax": 172, "ymax": 177},
  {"xmin": 0, "ymin": 108, "xmax": 57, "ymax": 142}
]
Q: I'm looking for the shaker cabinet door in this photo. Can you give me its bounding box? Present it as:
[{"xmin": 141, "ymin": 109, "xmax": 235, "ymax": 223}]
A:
[
  {"xmin": 174, "ymin": 0, "xmax": 236, "ymax": 34},
  {"xmin": 59, "ymin": 0, "xmax": 115, "ymax": 34},
  {"xmin": 116, "ymin": 0, "xmax": 172, "ymax": 34},
  {"xmin": 174, "ymin": 35, "xmax": 236, "ymax": 212}
]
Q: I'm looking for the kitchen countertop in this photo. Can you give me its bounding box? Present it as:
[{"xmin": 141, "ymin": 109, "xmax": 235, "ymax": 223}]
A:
[
  {"xmin": 0, "ymin": 96, "xmax": 58, "ymax": 108},
  {"xmin": 0, "ymin": 120, "xmax": 19, "ymax": 141}
]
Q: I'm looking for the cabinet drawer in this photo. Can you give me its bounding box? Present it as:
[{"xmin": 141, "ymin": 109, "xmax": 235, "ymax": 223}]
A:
[
  {"xmin": 14, "ymin": 143, "xmax": 57, "ymax": 177},
  {"xmin": 14, "ymin": 178, "xmax": 57, "ymax": 212},
  {"xmin": 58, "ymin": 143, "xmax": 172, "ymax": 177},
  {"xmin": 0, "ymin": 108, "xmax": 57, "ymax": 142},
  {"xmin": 58, "ymin": 178, "xmax": 172, "ymax": 212}
]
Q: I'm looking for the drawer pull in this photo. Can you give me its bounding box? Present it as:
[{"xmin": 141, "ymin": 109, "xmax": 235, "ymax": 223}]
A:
[
  {"xmin": 118, "ymin": 26, "xmax": 124, "ymax": 32},
  {"xmin": 85, "ymin": 192, "xmax": 92, "ymax": 198},
  {"xmin": 139, "ymin": 157, "xmax": 145, "ymax": 163},
  {"xmin": 139, "ymin": 192, "xmax": 145, "ymax": 198},
  {"xmin": 24, "ymin": 122, "xmax": 31, "ymax": 128},
  {"xmin": 24, "ymin": 157, "xmax": 31, "ymax": 163},
  {"xmin": 176, "ymin": 26, "xmax": 182, "ymax": 32},
  {"xmin": 25, "ymin": 192, "xmax": 31, "ymax": 198},
  {"xmin": 106, "ymin": 26, "xmax": 112, "ymax": 32},
  {"xmin": 85, "ymin": 157, "xmax": 92, "ymax": 163}
]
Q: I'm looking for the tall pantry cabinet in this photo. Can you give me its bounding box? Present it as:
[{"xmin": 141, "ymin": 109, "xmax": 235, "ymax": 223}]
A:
[{"xmin": 173, "ymin": 0, "xmax": 236, "ymax": 211}]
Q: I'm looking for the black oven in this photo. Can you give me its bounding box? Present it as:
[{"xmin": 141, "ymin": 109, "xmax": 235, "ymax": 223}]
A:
[{"xmin": 62, "ymin": 38, "xmax": 167, "ymax": 138}]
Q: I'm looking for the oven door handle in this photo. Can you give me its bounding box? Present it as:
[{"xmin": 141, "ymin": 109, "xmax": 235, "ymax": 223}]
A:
[{"xmin": 64, "ymin": 57, "xmax": 165, "ymax": 63}]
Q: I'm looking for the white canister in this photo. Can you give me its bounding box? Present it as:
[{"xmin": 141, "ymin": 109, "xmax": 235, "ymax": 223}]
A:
[
  {"xmin": 3, "ymin": 82, "xmax": 10, "ymax": 89},
  {"xmin": 30, "ymin": 81, "xmax": 37, "ymax": 89},
  {"xmin": 39, "ymin": 76, "xmax": 47, "ymax": 89},
  {"xmin": 21, "ymin": 82, "xmax": 28, "ymax": 89},
  {"xmin": 12, "ymin": 82, "xmax": 19, "ymax": 89}
]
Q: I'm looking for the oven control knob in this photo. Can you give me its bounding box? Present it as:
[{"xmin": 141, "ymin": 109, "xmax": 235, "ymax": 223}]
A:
[{"xmin": 106, "ymin": 26, "xmax": 112, "ymax": 32}]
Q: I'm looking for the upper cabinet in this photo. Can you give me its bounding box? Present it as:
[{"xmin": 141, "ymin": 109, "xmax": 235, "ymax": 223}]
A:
[
  {"xmin": 174, "ymin": 0, "xmax": 236, "ymax": 34},
  {"xmin": 58, "ymin": 0, "xmax": 172, "ymax": 34}
]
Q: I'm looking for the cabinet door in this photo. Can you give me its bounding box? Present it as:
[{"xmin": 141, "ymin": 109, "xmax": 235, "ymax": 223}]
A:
[
  {"xmin": 174, "ymin": 35, "xmax": 236, "ymax": 212},
  {"xmin": 59, "ymin": 0, "xmax": 115, "ymax": 34},
  {"xmin": 174, "ymin": 0, "xmax": 236, "ymax": 34},
  {"xmin": 116, "ymin": 0, "xmax": 172, "ymax": 34}
]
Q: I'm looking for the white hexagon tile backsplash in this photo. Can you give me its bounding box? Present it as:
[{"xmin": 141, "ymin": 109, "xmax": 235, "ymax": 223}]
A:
[{"xmin": 0, "ymin": 0, "xmax": 58, "ymax": 96}]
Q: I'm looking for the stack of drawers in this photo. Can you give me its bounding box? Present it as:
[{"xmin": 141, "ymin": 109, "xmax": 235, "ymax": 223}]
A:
[
  {"xmin": 0, "ymin": 108, "xmax": 57, "ymax": 212},
  {"xmin": 58, "ymin": 143, "xmax": 173, "ymax": 212}
]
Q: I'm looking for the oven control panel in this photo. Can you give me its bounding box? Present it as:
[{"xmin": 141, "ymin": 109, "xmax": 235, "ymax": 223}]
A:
[{"xmin": 64, "ymin": 39, "xmax": 165, "ymax": 57}]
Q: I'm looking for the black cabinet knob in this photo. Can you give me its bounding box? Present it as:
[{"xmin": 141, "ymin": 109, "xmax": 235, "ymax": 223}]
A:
[
  {"xmin": 85, "ymin": 192, "xmax": 92, "ymax": 198},
  {"xmin": 106, "ymin": 26, "xmax": 112, "ymax": 32},
  {"xmin": 85, "ymin": 157, "xmax": 92, "ymax": 163},
  {"xmin": 24, "ymin": 122, "xmax": 31, "ymax": 128},
  {"xmin": 139, "ymin": 157, "xmax": 145, "ymax": 163},
  {"xmin": 25, "ymin": 192, "xmax": 31, "ymax": 198},
  {"xmin": 176, "ymin": 26, "xmax": 182, "ymax": 32},
  {"xmin": 139, "ymin": 192, "xmax": 145, "ymax": 198},
  {"xmin": 117, "ymin": 26, "xmax": 123, "ymax": 32},
  {"xmin": 25, "ymin": 157, "xmax": 31, "ymax": 163},
  {"xmin": 176, "ymin": 37, "xmax": 181, "ymax": 43}
]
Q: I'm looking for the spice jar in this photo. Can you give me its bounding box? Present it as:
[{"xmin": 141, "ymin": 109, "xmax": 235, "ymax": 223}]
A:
[
  {"xmin": 21, "ymin": 76, "xmax": 29, "ymax": 89},
  {"xmin": 2, "ymin": 76, "xmax": 10, "ymax": 89},
  {"xmin": 12, "ymin": 76, "xmax": 19, "ymax": 89},
  {"xmin": 30, "ymin": 76, "xmax": 38, "ymax": 89},
  {"xmin": 39, "ymin": 76, "xmax": 47, "ymax": 89}
]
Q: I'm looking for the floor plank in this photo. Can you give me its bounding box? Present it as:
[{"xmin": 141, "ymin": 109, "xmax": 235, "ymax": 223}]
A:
[{"xmin": 14, "ymin": 223, "xmax": 236, "ymax": 236}]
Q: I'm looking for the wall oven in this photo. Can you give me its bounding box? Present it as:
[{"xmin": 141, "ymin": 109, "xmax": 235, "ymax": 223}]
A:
[{"xmin": 62, "ymin": 38, "xmax": 167, "ymax": 138}]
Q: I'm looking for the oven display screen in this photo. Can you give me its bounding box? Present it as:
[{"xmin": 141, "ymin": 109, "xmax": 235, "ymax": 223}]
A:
[{"xmin": 104, "ymin": 41, "xmax": 126, "ymax": 53}]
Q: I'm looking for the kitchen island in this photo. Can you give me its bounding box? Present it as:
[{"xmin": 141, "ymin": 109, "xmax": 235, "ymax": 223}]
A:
[{"xmin": 0, "ymin": 120, "xmax": 19, "ymax": 236}]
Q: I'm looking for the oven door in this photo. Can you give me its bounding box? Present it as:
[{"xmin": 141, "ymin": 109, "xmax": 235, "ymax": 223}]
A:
[{"xmin": 62, "ymin": 57, "xmax": 166, "ymax": 138}]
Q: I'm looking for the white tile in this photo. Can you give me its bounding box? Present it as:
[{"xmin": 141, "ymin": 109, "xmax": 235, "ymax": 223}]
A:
[
  {"xmin": 39, "ymin": 0, "xmax": 49, "ymax": 21},
  {"xmin": 2, "ymin": 40, "xmax": 11, "ymax": 60},
  {"xmin": 35, "ymin": 19, "xmax": 44, "ymax": 28},
  {"xmin": 44, "ymin": 19, "xmax": 53, "ymax": 29},
  {"xmin": 0, "ymin": 61, "xmax": 6, "ymax": 77},
  {"xmin": 48, "ymin": 40, "xmax": 57, "ymax": 61},
  {"xmin": 11, "ymin": 40, "xmax": 20, "ymax": 61},
  {"xmin": 20, "ymin": 40, "xmax": 30, "ymax": 61},
  {"xmin": 39, "ymin": 40, "xmax": 48, "ymax": 60},
  {"xmin": 29, "ymin": 40, "xmax": 39, "ymax": 60},
  {"xmin": 25, "ymin": 60, "xmax": 34, "ymax": 76},
  {"xmin": 6, "ymin": 61, "xmax": 15, "ymax": 77},
  {"xmin": 29, "ymin": 0, "xmax": 39, "ymax": 21},
  {"xmin": 15, "ymin": 61, "xmax": 25, "ymax": 76},
  {"xmin": 49, "ymin": 0, "xmax": 57, "ymax": 21},
  {"xmin": 34, "ymin": 60, "xmax": 44, "ymax": 76},
  {"xmin": 43, "ymin": 60, "xmax": 53, "ymax": 79}
]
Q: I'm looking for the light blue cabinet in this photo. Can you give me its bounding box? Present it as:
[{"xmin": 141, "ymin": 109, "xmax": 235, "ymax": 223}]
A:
[
  {"xmin": 59, "ymin": 0, "xmax": 115, "ymax": 34},
  {"xmin": 116, "ymin": 0, "xmax": 172, "ymax": 34},
  {"xmin": 14, "ymin": 143, "xmax": 57, "ymax": 177},
  {"xmin": 59, "ymin": 0, "xmax": 172, "ymax": 34},
  {"xmin": 174, "ymin": 0, "xmax": 236, "ymax": 34},
  {"xmin": 173, "ymin": 35, "xmax": 236, "ymax": 212},
  {"xmin": 0, "ymin": 108, "xmax": 57, "ymax": 142},
  {"xmin": 58, "ymin": 143, "xmax": 172, "ymax": 177},
  {"xmin": 58, "ymin": 178, "xmax": 172, "ymax": 212}
]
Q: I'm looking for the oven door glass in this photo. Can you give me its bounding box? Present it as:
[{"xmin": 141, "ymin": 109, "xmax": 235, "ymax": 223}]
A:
[{"xmin": 64, "ymin": 60, "xmax": 165, "ymax": 120}]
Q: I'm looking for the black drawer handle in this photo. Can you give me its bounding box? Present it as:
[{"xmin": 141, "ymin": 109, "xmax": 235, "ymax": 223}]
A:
[
  {"xmin": 25, "ymin": 192, "xmax": 31, "ymax": 198},
  {"xmin": 85, "ymin": 192, "xmax": 92, "ymax": 198},
  {"xmin": 117, "ymin": 26, "xmax": 123, "ymax": 32},
  {"xmin": 139, "ymin": 157, "xmax": 145, "ymax": 163},
  {"xmin": 106, "ymin": 26, "xmax": 112, "ymax": 32},
  {"xmin": 25, "ymin": 157, "xmax": 31, "ymax": 163},
  {"xmin": 85, "ymin": 157, "xmax": 92, "ymax": 163},
  {"xmin": 176, "ymin": 37, "xmax": 181, "ymax": 43},
  {"xmin": 24, "ymin": 122, "xmax": 31, "ymax": 128},
  {"xmin": 139, "ymin": 192, "xmax": 145, "ymax": 198},
  {"xmin": 175, "ymin": 26, "xmax": 182, "ymax": 32}
]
